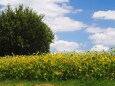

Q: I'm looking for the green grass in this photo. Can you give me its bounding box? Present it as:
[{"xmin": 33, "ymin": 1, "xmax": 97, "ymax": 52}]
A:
[{"xmin": 0, "ymin": 79, "xmax": 115, "ymax": 86}]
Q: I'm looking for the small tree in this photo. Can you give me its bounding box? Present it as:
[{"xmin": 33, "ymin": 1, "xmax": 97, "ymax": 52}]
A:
[{"xmin": 0, "ymin": 5, "xmax": 54, "ymax": 56}]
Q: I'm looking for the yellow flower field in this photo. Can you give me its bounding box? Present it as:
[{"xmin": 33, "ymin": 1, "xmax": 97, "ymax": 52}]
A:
[{"xmin": 0, "ymin": 51, "xmax": 115, "ymax": 80}]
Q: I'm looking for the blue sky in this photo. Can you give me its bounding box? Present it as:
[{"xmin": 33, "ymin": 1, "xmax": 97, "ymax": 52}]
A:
[{"xmin": 0, "ymin": 0, "xmax": 115, "ymax": 52}]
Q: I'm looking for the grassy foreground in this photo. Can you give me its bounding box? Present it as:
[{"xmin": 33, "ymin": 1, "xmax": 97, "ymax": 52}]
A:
[{"xmin": 0, "ymin": 79, "xmax": 115, "ymax": 86}]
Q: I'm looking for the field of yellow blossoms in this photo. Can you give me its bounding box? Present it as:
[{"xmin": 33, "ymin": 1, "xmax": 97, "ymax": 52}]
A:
[{"xmin": 0, "ymin": 51, "xmax": 115, "ymax": 80}]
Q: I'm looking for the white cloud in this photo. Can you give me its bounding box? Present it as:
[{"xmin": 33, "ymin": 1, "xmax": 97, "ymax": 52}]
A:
[
  {"xmin": 88, "ymin": 27, "xmax": 115, "ymax": 46},
  {"xmin": 0, "ymin": 0, "xmax": 86, "ymax": 32},
  {"xmin": 45, "ymin": 16, "xmax": 86, "ymax": 32},
  {"xmin": 76, "ymin": 50, "xmax": 84, "ymax": 53},
  {"xmin": 50, "ymin": 36, "xmax": 79, "ymax": 52},
  {"xmin": 91, "ymin": 44, "xmax": 109, "ymax": 51},
  {"xmin": 51, "ymin": 40, "xmax": 79, "ymax": 52},
  {"xmin": 86, "ymin": 26, "xmax": 104, "ymax": 33},
  {"xmin": 93, "ymin": 10, "xmax": 115, "ymax": 20}
]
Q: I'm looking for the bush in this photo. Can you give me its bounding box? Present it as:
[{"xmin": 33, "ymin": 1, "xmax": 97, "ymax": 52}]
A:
[
  {"xmin": 0, "ymin": 51, "xmax": 115, "ymax": 80},
  {"xmin": 0, "ymin": 5, "xmax": 54, "ymax": 56}
]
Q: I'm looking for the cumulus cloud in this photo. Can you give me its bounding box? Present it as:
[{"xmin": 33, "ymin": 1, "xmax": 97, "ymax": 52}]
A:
[
  {"xmin": 50, "ymin": 36, "xmax": 79, "ymax": 52},
  {"xmin": 45, "ymin": 16, "xmax": 86, "ymax": 32},
  {"xmin": 88, "ymin": 27, "xmax": 115, "ymax": 46},
  {"xmin": 91, "ymin": 44, "xmax": 109, "ymax": 51},
  {"xmin": 76, "ymin": 50, "xmax": 84, "ymax": 53},
  {"xmin": 51, "ymin": 40, "xmax": 79, "ymax": 52},
  {"xmin": 86, "ymin": 26, "xmax": 104, "ymax": 33},
  {"xmin": 0, "ymin": 0, "xmax": 86, "ymax": 32},
  {"xmin": 93, "ymin": 10, "xmax": 115, "ymax": 20}
]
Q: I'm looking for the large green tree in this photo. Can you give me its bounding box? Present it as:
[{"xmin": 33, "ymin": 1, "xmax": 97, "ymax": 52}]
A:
[{"xmin": 0, "ymin": 5, "xmax": 54, "ymax": 56}]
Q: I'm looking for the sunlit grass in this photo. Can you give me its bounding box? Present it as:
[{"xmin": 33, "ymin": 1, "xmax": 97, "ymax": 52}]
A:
[{"xmin": 0, "ymin": 79, "xmax": 115, "ymax": 86}]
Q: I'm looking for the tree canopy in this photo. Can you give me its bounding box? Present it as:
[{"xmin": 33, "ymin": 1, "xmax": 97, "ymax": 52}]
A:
[{"xmin": 0, "ymin": 5, "xmax": 54, "ymax": 56}]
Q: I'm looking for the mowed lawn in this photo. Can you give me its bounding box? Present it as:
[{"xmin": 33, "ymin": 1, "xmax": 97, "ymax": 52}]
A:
[{"xmin": 0, "ymin": 79, "xmax": 115, "ymax": 86}]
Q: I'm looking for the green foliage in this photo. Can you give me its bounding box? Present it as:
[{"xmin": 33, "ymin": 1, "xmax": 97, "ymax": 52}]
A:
[
  {"xmin": 0, "ymin": 5, "xmax": 54, "ymax": 56},
  {"xmin": 0, "ymin": 51, "xmax": 115, "ymax": 80}
]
